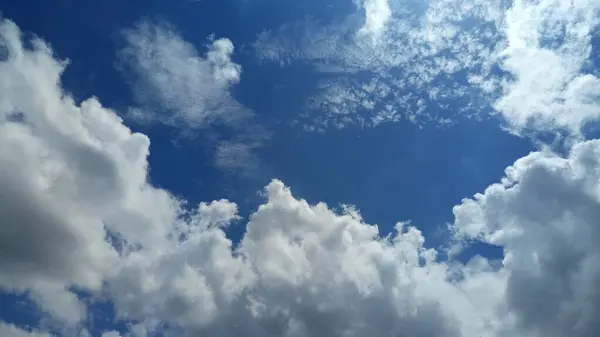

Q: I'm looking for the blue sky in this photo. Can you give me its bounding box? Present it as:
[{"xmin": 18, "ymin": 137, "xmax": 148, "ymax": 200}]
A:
[{"xmin": 0, "ymin": 0, "xmax": 599, "ymax": 337}]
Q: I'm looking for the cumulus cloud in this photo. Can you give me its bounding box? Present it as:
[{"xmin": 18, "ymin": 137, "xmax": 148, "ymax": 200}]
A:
[
  {"xmin": 2, "ymin": 15, "xmax": 600, "ymax": 337},
  {"xmin": 101, "ymin": 332, "xmax": 122, "ymax": 337},
  {"xmin": 494, "ymin": 0, "xmax": 600, "ymax": 134},
  {"xmin": 106, "ymin": 180, "xmax": 503, "ymax": 337},
  {"xmin": 255, "ymin": 0, "xmax": 600, "ymax": 135},
  {"xmin": 0, "ymin": 323, "xmax": 51, "ymax": 337},
  {"xmin": 453, "ymin": 139, "xmax": 600, "ymax": 336},
  {"xmin": 357, "ymin": 0, "xmax": 392, "ymax": 40},
  {"xmin": 0, "ymin": 17, "xmax": 180, "ymax": 327}
]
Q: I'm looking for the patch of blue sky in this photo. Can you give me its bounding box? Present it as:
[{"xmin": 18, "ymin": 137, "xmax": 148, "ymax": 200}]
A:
[{"xmin": 0, "ymin": 293, "xmax": 42, "ymax": 330}]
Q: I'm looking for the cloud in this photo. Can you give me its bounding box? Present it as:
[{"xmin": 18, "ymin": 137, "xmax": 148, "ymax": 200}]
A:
[
  {"xmin": 120, "ymin": 21, "xmax": 245, "ymax": 127},
  {"xmin": 106, "ymin": 180, "xmax": 501, "ymax": 337},
  {"xmin": 0, "ymin": 17, "xmax": 181, "ymax": 327},
  {"xmin": 453, "ymin": 139, "xmax": 600, "ymax": 336},
  {"xmin": 253, "ymin": 0, "xmax": 503, "ymax": 130},
  {"xmin": 254, "ymin": 0, "xmax": 600, "ymax": 135},
  {"xmin": 101, "ymin": 332, "xmax": 122, "ymax": 337},
  {"xmin": 0, "ymin": 323, "xmax": 52, "ymax": 337},
  {"xmin": 494, "ymin": 0, "xmax": 600, "ymax": 135},
  {"xmin": 2, "ymin": 14, "xmax": 600, "ymax": 337},
  {"xmin": 120, "ymin": 20, "xmax": 268, "ymax": 173},
  {"xmin": 105, "ymin": 151, "xmax": 600, "ymax": 337},
  {"xmin": 357, "ymin": 0, "xmax": 392, "ymax": 40}
]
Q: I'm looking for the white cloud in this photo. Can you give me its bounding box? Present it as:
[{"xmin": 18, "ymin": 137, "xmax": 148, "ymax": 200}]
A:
[
  {"xmin": 255, "ymin": 0, "xmax": 600, "ymax": 136},
  {"xmin": 357, "ymin": 0, "xmax": 392, "ymax": 40},
  {"xmin": 0, "ymin": 323, "xmax": 52, "ymax": 337},
  {"xmin": 120, "ymin": 20, "xmax": 269, "ymax": 173},
  {"xmin": 107, "ymin": 180, "xmax": 506, "ymax": 337},
  {"xmin": 120, "ymin": 21, "xmax": 245, "ymax": 127},
  {"xmin": 2, "ymin": 14, "xmax": 600, "ymax": 337},
  {"xmin": 494, "ymin": 0, "xmax": 600, "ymax": 135},
  {"xmin": 0, "ymin": 17, "xmax": 181, "ymax": 327},
  {"xmin": 453, "ymin": 139, "xmax": 600, "ymax": 336},
  {"xmin": 254, "ymin": 0, "xmax": 503, "ymax": 130}
]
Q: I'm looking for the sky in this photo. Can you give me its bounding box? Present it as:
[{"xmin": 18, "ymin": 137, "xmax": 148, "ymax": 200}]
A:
[{"xmin": 0, "ymin": 0, "xmax": 599, "ymax": 336}]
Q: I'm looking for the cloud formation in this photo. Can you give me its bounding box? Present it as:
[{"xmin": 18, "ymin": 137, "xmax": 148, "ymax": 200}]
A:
[
  {"xmin": 357, "ymin": 0, "xmax": 392, "ymax": 40},
  {"xmin": 0, "ymin": 17, "xmax": 180, "ymax": 328},
  {"xmin": 120, "ymin": 21, "xmax": 245, "ymax": 127},
  {"xmin": 453, "ymin": 139, "xmax": 600, "ymax": 337},
  {"xmin": 495, "ymin": 0, "xmax": 600, "ymax": 134},
  {"xmin": 255, "ymin": 0, "xmax": 600, "ymax": 135},
  {"xmin": 1, "ymin": 13, "xmax": 600, "ymax": 337},
  {"xmin": 0, "ymin": 323, "xmax": 51, "ymax": 337},
  {"xmin": 120, "ymin": 20, "xmax": 268, "ymax": 173}
]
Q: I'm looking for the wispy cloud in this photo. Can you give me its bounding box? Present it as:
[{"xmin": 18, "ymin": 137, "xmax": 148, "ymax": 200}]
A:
[
  {"xmin": 120, "ymin": 20, "xmax": 268, "ymax": 174},
  {"xmin": 254, "ymin": 0, "xmax": 600, "ymax": 137},
  {"xmin": 120, "ymin": 21, "xmax": 245, "ymax": 127}
]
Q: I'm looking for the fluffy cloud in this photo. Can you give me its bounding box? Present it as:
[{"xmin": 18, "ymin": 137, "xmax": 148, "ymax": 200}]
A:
[
  {"xmin": 494, "ymin": 0, "xmax": 600, "ymax": 134},
  {"xmin": 2, "ymin": 14, "xmax": 600, "ymax": 337},
  {"xmin": 0, "ymin": 323, "xmax": 51, "ymax": 337},
  {"xmin": 453, "ymin": 139, "xmax": 600, "ymax": 337},
  {"xmin": 0, "ymin": 17, "xmax": 180, "ymax": 327},
  {"xmin": 107, "ymin": 180, "xmax": 504, "ymax": 337},
  {"xmin": 101, "ymin": 332, "xmax": 122, "ymax": 337},
  {"xmin": 255, "ymin": 0, "xmax": 600, "ymax": 135},
  {"xmin": 357, "ymin": 0, "xmax": 392, "ymax": 40}
]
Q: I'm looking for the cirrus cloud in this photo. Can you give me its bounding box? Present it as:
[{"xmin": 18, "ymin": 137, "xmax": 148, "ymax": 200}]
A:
[
  {"xmin": 254, "ymin": 0, "xmax": 600, "ymax": 136},
  {"xmin": 120, "ymin": 20, "xmax": 269, "ymax": 174}
]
